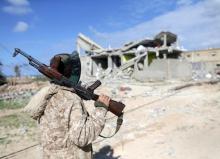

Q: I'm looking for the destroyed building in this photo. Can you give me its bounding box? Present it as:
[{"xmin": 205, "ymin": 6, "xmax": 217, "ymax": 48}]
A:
[{"xmin": 77, "ymin": 32, "xmax": 220, "ymax": 81}]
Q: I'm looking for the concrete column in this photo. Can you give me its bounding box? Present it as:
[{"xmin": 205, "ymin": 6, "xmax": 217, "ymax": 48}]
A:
[
  {"xmin": 89, "ymin": 58, "xmax": 93, "ymax": 75},
  {"xmin": 91, "ymin": 59, "xmax": 96, "ymax": 76},
  {"xmin": 91, "ymin": 59, "xmax": 98, "ymax": 76},
  {"xmin": 111, "ymin": 56, "xmax": 116, "ymax": 69},
  {"xmin": 144, "ymin": 52, "xmax": 148, "ymax": 68},
  {"xmin": 108, "ymin": 55, "xmax": 113, "ymax": 70},
  {"xmin": 163, "ymin": 34, "xmax": 167, "ymax": 47},
  {"xmin": 91, "ymin": 60, "xmax": 94, "ymax": 76},
  {"xmin": 156, "ymin": 50, "xmax": 159, "ymax": 58},
  {"xmin": 163, "ymin": 54, "xmax": 167, "ymax": 59}
]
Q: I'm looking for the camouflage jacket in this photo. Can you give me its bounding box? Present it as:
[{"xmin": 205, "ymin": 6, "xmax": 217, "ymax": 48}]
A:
[{"xmin": 24, "ymin": 83, "xmax": 108, "ymax": 159}]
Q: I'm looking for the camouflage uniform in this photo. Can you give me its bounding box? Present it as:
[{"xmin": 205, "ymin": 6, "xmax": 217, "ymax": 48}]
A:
[{"xmin": 24, "ymin": 83, "xmax": 108, "ymax": 159}]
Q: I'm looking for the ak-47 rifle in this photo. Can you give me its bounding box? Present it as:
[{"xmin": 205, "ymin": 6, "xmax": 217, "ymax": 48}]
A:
[{"xmin": 13, "ymin": 48, "xmax": 125, "ymax": 117}]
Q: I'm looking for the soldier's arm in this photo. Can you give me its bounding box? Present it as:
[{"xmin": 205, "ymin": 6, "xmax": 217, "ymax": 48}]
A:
[{"xmin": 68, "ymin": 95, "xmax": 109, "ymax": 147}]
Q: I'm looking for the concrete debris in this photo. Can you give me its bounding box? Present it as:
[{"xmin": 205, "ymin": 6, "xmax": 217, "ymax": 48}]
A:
[
  {"xmin": 149, "ymin": 107, "xmax": 166, "ymax": 118},
  {"xmin": 19, "ymin": 126, "xmax": 28, "ymax": 135},
  {"xmin": 0, "ymin": 77, "xmax": 47, "ymax": 100},
  {"xmin": 119, "ymin": 86, "xmax": 132, "ymax": 92}
]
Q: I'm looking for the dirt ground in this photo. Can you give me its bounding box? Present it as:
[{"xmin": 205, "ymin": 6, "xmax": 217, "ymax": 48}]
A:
[{"xmin": 0, "ymin": 79, "xmax": 220, "ymax": 159}]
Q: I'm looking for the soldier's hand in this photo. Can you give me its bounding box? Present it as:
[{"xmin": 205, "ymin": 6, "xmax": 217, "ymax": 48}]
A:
[{"xmin": 97, "ymin": 94, "xmax": 110, "ymax": 107}]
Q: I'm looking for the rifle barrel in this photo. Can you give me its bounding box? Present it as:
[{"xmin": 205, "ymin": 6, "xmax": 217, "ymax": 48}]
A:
[{"xmin": 14, "ymin": 48, "xmax": 44, "ymax": 66}]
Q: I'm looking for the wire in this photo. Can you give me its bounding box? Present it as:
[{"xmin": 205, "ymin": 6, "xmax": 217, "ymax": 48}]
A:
[
  {"xmin": 0, "ymin": 43, "xmax": 11, "ymax": 55},
  {"xmin": 0, "ymin": 144, "xmax": 39, "ymax": 159},
  {"xmin": 0, "ymin": 43, "xmax": 13, "ymax": 69}
]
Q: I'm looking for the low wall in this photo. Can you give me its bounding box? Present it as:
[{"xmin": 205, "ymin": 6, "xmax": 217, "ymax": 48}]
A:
[{"xmin": 134, "ymin": 59, "xmax": 192, "ymax": 81}]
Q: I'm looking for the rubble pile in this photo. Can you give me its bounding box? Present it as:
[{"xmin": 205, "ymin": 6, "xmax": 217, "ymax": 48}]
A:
[{"xmin": 0, "ymin": 78, "xmax": 48, "ymax": 100}]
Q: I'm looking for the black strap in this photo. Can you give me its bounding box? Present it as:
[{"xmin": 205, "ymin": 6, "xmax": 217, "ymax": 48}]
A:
[{"xmin": 99, "ymin": 113, "xmax": 123, "ymax": 138}]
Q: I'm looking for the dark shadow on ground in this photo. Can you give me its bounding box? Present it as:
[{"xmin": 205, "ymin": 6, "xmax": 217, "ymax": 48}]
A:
[{"xmin": 93, "ymin": 145, "xmax": 120, "ymax": 159}]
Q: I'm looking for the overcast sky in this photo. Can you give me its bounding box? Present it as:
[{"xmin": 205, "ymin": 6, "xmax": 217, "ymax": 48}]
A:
[{"xmin": 0, "ymin": 0, "xmax": 220, "ymax": 76}]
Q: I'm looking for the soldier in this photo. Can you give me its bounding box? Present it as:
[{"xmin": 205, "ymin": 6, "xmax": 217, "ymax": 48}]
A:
[{"xmin": 24, "ymin": 52, "xmax": 110, "ymax": 159}]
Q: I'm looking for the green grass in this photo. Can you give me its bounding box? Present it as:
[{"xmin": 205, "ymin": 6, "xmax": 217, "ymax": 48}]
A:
[
  {"xmin": 0, "ymin": 99, "xmax": 29, "ymax": 110},
  {"xmin": 0, "ymin": 137, "xmax": 11, "ymax": 145},
  {"xmin": 0, "ymin": 113, "xmax": 36, "ymax": 128}
]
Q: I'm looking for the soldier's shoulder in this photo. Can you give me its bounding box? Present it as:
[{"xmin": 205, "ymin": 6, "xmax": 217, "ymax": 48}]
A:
[
  {"xmin": 23, "ymin": 85, "xmax": 53, "ymax": 119},
  {"xmin": 55, "ymin": 85, "xmax": 81, "ymax": 101}
]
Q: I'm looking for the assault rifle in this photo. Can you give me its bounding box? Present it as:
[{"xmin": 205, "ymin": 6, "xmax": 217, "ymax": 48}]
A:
[{"xmin": 13, "ymin": 48, "xmax": 125, "ymax": 117}]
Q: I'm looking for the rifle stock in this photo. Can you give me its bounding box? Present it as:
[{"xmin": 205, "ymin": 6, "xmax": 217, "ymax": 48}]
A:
[{"xmin": 108, "ymin": 100, "xmax": 125, "ymax": 116}]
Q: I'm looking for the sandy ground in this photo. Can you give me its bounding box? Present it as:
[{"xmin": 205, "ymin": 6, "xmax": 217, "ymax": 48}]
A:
[
  {"xmin": 1, "ymin": 80, "xmax": 220, "ymax": 159},
  {"xmin": 93, "ymin": 81, "xmax": 220, "ymax": 159}
]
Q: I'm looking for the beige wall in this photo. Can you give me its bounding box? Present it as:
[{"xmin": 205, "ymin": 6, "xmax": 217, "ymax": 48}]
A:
[{"xmin": 182, "ymin": 48, "xmax": 220, "ymax": 62}]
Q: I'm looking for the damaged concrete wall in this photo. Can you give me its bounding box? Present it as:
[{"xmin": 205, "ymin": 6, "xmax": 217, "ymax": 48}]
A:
[
  {"xmin": 134, "ymin": 59, "xmax": 192, "ymax": 81},
  {"xmin": 191, "ymin": 62, "xmax": 220, "ymax": 80},
  {"xmin": 80, "ymin": 56, "xmax": 92, "ymax": 79}
]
